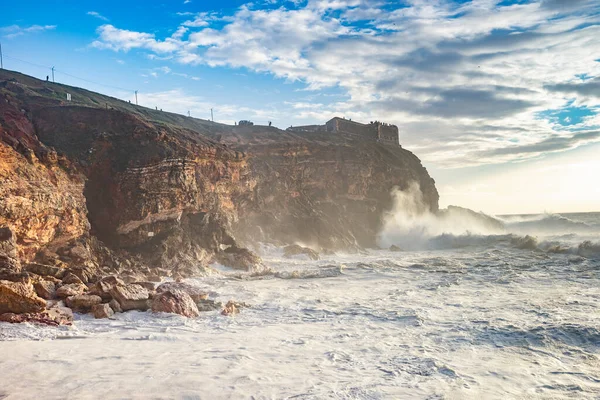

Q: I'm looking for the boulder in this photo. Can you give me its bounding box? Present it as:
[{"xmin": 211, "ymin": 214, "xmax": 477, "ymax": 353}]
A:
[
  {"xmin": 156, "ymin": 282, "xmax": 208, "ymax": 302},
  {"xmin": 389, "ymin": 245, "xmax": 402, "ymax": 252},
  {"xmin": 216, "ymin": 246, "xmax": 264, "ymax": 272},
  {"xmin": 92, "ymin": 303, "xmax": 114, "ymax": 319},
  {"xmin": 65, "ymin": 294, "xmax": 102, "ymax": 311},
  {"xmin": 61, "ymin": 272, "xmax": 84, "ymax": 285},
  {"xmin": 24, "ymin": 263, "xmax": 65, "ymax": 278},
  {"xmin": 33, "ymin": 280, "xmax": 56, "ymax": 300},
  {"xmin": 69, "ymin": 266, "xmax": 97, "ymax": 284},
  {"xmin": 89, "ymin": 275, "xmax": 125, "ymax": 301},
  {"xmin": 108, "ymin": 299, "xmax": 123, "ymax": 313},
  {"xmin": 131, "ymin": 281, "xmax": 157, "ymax": 292},
  {"xmin": 0, "ymin": 304, "xmax": 72, "ymax": 326},
  {"xmin": 151, "ymin": 289, "xmax": 199, "ymax": 318},
  {"xmin": 283, "ymin": 244, "xmax": 320, "ymax": 260},
  {"xmin": 0, "ymin": 280, "xmax": 47, "ymax": 314},
  {"xmin": 55, "ymin": 283, "xmax": 87, "ymax": 299},
  {"xmin": 221, "ymin": 300, "xmax": 239, "ymax": 316},
  {"xmin": 196, "ymin": 299, "xmax": 222, "ymax": 312},
  {"xmin": 0, "ymin": 271, "xmax": 30, "ymax": 283},
  {"xmin": 109, "ymin": 284, "xmax": 150, "ymax": 311}
]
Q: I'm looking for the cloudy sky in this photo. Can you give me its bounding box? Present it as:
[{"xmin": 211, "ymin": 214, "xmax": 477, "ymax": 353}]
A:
[{"xmin": 2, "ymin": 0, "xmax": 599, "ymax": 214}]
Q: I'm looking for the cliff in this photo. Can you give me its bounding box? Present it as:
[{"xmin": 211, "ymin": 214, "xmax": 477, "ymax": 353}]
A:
[{"xmin": 0, "ymin": 69, "xmax": 438, "ymax": 279}]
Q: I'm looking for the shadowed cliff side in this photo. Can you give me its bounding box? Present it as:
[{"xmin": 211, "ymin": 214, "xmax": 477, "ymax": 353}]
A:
[{"xmin": 0, "ymin": 69, "xmax": 438, "ymax": 277}]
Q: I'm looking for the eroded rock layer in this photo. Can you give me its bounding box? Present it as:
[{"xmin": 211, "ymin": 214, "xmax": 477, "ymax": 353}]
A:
[{"xmin": 0, "ymin": 69, "xmax": 438, "ymax": 283}]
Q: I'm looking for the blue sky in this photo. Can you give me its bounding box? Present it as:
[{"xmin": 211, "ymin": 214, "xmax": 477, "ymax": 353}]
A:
[{"xmin": 2, "ymin": 0, "xmax": 600, "ymax": 213}]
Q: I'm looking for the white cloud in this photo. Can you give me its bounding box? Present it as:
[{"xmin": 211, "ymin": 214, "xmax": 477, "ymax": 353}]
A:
[
  {"xmin": 87, "ymin": 11, "xmax": 109, "ymax": 22},
  {"xmin": 89, "ymin": 0, "xmax": 600, "ymax": 167},
  {"xmin": 1, "ymin": 24, "xmax": 56, "ymax": 39}
]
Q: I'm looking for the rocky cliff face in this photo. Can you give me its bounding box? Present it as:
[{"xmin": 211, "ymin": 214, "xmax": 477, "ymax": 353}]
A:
[{"xmin": 0, "ymin": 69, "xmax": 438, "ymax": 279}]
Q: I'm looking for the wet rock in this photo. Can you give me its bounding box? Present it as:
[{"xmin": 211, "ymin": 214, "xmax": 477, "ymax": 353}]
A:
[
  {"xmin": 389, "ymin": 245, "xmax": 402, "ymax": 252},
  {"xmin": 33, "ymin": 280, "xmax": 56, "ymax": 300},
  {"xmin": 216, "ymin": 246, "xmax": 264, "ymax": 272},
  {"xmin": 92, "ymin": 303, "xmax": 114, "ymax": 319},
  {"xmin": 24, "ymin": 263, "xmax": 65, "ymax": 278},
  {"xmin": 55, "ymin": 283, "xmax": 87, "ymax": 299},
  {"xmin": 283, "ymin": 244, "xmax": 320, "ymax": 260},
  {"xmin": 151, "ymin": 289, "xmax": 199, "ymax": 318},
  {"xmin": 108, "ymin": 299, "xmax": 123, "ymax": 313},
  {"xmin": 65, "ymin": 294, "xmax": 102, "ymax": 311},
  {"xmin": 196, "ymin": 299, "xmax": 222, "ymax": 312},
  {"xmin": 221, "ymin": 300, "xmax": 240, "ymax": 316},
  {"xmin": 109, "ymin": 284, "xmax": 150, "ymax": 311},
  {"xmin": 0, "ymin": 280, "xmax": 46, "ymax": 314},
  {"xmin": 156, "ymin": 282, "xmax": 208, "ymax": 302},
  {"xmin": 88, "ymin": 275, "xmax": 125, "ymax": 301},
  {"xmin": 0, "ymin": 304, "xmax": 73, "ymax": 326}
]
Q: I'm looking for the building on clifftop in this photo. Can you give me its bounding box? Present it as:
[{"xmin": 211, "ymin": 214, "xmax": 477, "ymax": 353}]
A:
[
  {"xmin": 287, "ymin": 117, "xmax": 399, "ymax": 146},
  {"xmin": 325, "ymin": 117, "xmax": 399, "ymax": 146}
]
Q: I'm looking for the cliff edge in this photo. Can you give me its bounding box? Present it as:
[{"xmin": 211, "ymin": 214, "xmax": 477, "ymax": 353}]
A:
[{"xmin": 0, "ymin": 69, "xmax": 438, "ymax": 279}]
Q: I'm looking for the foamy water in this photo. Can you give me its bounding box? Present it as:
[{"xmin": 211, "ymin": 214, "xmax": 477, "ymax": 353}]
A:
[{"xmin": 1, "ymin": 212, "xmax": 599, "ymax": 399}]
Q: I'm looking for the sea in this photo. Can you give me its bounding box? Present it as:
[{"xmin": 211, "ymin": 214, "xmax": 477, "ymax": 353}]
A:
[{"xmin": 0, "ymin": 210, "xmax": 599, "ymax": 399}]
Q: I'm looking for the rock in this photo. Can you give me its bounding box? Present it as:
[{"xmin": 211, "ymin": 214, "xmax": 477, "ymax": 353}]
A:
[
  {"xmin": 108, "ymin": 299, "xmax": 122, "ymax": 313},
  {"xmin": 61, "ymin": 272, "xmax": 84, "ymax": 285},
  {"xmin": 196, "ymin": 299, "xmax": 222, "ymax": 312},
  {"xmin": 0, "ymin": 280, "xmax": 47, "ymax": 314},
  {"xmin": 65, "ymin": 294, "xmax": 102, "ymax": 311},
  {"xmin": 146, "ymin": 274, "xmax": 162, "ymax": 283},
  {"xmin": 151, "ymin": 289, "xmax": 199, "ymax": 318},
  {"xmin": 156, "ymin": 282, "xmax": 208, "ymax": 302},
  {"xmin": 221, "ymin": 300, "xmax": 239, "ymax": 316},
  {"xmin": 33, "ymin": 280, "xmax": 56, "ymax": 299},
  {"xmin": 0, "ymin": 271, "xmax": 30, "ymax": 283},
  {"xmin": 68, "ymin": 266, "xmax": 97, "ymax": 284},
  {"xmin": 216, "ymin": 246, "xmax": 264, "ymax": 272},
  {"xmin": 131, "ymin": 281, "xmax": 157, "ymax": 292},
  {"xmin": 0, "ymin": 226, "xmax": 20, "ymax": 272},
  {"xmin": 109, "ymin": 284, "xmax": 150, "ymax": 311},
  {"xmin": 88, "ymin": 275, "xmax": 125, "ymax": 301},
  {"xmin": 283, "ymin": 244, "xmax": 320, "ymax": 260},
  {"xmin": 24, "ymin": 263, "xmax": 65, "ymax": 278},
  {"xmin": 389, "ymin": 245, "xmax": 402, "ymax": 252},
  {"xmin": 43, "ymin": 304, "xmax": 74, "ymax": 325},
  {"xmin": 0, "ymin": 303, "xmax": 72, "ymax": 326},
  {"xmin": 69, "ymin": 245, "xmax": 90, "ymax": 263},
  {"xmin": 92, "ymin": 303, "xmax": 114, "ymax": 319},
  {"xmin": 55, "ymin": 283, "xmax": 87, "ymax": 299}
]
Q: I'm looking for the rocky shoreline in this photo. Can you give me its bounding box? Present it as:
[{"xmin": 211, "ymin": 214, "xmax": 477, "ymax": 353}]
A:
[{"xmin": 0, "ymin": 69, "xmax": 438, "ymax": 326}]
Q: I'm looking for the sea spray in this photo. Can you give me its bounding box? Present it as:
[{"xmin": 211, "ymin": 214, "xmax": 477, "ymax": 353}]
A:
[{"xmin": 378, "ymin": 182, "xmax": 506, "ymax": 250}]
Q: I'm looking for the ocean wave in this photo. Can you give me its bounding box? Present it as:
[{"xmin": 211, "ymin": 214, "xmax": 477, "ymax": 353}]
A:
[
  {"xmin": 501, "ymin": 213, "xmax": 600, "ymax": 235},
  {"xmin": 427, "ymin": 233, "xmax": 600, "ymax": 258}
]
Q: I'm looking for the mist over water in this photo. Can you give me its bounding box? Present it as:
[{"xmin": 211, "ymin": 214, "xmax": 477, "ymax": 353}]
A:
[{"xmin": 378, "ymin": 182, "xmax": 600, "ymax": 257}]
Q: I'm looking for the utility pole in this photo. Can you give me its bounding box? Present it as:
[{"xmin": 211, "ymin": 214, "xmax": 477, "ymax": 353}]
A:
[
  {"xmin": 211, "ymin": 108, "xmax": 214, "ymax": 122},
  {"xmin": 0, "ymin": 42, "xmax": 3, "ymax": 69},
  {"xmin": 51, "ymin": 66, "xmax": 55, "ymax": 82},
  {"xmin": 134, "ymin": 90, "xmax": 138, "ymax": 105}
]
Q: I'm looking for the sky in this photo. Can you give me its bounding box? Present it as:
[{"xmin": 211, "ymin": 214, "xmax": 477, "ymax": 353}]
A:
[{"xmin": 1, "ymin": 0, "xmax": 599, "ymax": 215}]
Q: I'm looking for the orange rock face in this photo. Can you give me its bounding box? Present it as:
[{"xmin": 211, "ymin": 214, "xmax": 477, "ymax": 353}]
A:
[{"xmin": 0, "ymin": 280, "xmax": 46, "ymax": 314}]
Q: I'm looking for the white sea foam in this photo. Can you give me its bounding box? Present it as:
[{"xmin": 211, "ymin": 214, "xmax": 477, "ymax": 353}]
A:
[{"xmin": 1, "ymin": 194, "xmax": 599, "ymax": 399}]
